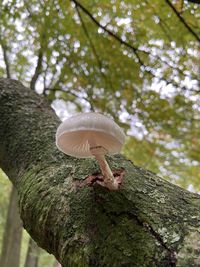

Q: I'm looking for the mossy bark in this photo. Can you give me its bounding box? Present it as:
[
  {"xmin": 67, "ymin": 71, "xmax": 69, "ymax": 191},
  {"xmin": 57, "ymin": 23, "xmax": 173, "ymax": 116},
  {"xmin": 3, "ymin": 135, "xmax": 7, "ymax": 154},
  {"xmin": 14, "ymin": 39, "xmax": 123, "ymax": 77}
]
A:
[{"xmin": 0, "ymin": 78, "xmax": 199, "ymax": 267}]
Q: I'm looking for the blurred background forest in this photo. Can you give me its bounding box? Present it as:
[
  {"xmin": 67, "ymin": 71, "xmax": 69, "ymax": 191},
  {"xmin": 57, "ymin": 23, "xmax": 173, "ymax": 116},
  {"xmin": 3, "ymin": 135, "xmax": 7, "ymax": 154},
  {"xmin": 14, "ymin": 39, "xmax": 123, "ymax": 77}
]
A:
[{"xmin": 0, "ymin": 0, "xmax": 199, "ymax": 266}]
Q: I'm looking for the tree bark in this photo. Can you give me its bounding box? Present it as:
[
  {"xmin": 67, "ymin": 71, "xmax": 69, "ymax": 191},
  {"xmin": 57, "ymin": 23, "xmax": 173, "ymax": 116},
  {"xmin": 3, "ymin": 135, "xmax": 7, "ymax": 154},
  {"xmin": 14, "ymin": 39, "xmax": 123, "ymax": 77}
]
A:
[
  {"xmin": 0, "ymin": 186, "xmax": 22, "ymax": 267},
  {"xmin": 24, "ymin": 238, "xmax": 39, "ymax": 267},
  {"xmin": 0, "ymin": 78, "xmax": 199, "ymax": 267}
]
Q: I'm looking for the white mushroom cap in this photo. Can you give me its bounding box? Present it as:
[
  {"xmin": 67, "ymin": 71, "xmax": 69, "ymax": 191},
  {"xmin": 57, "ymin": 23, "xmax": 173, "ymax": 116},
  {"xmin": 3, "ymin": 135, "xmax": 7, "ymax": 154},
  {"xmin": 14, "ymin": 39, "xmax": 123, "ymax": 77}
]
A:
[{"xmin": 56, "ymin": 112, "xmax": 126, "ymax": 158}]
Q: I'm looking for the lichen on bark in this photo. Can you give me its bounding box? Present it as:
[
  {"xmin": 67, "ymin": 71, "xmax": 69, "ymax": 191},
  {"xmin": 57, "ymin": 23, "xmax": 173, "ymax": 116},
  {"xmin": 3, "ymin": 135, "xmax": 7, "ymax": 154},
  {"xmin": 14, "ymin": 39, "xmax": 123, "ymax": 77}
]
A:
[{"xmin": 0, "ymin": 78, "xmax": 200, "ymax": 267}]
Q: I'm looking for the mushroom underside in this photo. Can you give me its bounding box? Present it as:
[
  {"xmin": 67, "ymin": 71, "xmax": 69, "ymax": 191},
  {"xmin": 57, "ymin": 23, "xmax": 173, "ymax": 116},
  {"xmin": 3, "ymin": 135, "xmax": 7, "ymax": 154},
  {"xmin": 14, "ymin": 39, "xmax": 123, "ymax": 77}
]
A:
[{"xmin": 56, "ymin": 130, "xmax": 122, "ymax": 158}]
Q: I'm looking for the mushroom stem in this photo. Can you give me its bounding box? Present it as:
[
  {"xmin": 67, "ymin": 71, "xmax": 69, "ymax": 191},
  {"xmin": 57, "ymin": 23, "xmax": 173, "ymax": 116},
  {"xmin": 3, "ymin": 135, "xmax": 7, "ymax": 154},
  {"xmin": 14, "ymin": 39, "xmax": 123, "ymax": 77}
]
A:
[{"xmin": 90, "ymin": 146, "xmax": 119, "ymax": 190}]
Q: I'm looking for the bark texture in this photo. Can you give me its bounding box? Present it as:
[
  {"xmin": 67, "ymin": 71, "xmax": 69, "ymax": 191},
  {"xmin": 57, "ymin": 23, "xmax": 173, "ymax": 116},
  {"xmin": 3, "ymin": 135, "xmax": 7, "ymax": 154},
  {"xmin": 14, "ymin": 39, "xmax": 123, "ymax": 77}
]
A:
[{"xmin": 0, "ymin": 78, "xmax": 199, "ymax": 267}]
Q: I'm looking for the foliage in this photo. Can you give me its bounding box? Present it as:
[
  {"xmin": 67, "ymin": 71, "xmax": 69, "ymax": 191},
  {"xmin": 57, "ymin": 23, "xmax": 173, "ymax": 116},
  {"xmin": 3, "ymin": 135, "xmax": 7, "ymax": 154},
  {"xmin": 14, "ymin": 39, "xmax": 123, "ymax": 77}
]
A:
[{"xmin": 0, "ymin": 0, "xmax": 199, "ymax": 197}]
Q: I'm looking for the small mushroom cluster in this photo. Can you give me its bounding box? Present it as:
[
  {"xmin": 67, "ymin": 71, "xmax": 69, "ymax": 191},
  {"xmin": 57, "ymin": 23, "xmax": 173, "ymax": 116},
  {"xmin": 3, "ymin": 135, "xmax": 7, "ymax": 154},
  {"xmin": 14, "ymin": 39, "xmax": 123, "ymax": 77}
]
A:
[{"xmin": 56, "ymin": 112, "xmax": 126, "ymax": 190}]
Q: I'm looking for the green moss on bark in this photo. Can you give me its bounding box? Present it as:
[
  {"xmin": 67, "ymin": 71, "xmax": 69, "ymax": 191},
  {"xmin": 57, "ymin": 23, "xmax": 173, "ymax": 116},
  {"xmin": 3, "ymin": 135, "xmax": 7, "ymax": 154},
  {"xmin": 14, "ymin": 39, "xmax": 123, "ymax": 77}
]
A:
[{"xmin": 0, "ymin": 79, "xmax": 200, "ymax": 267}]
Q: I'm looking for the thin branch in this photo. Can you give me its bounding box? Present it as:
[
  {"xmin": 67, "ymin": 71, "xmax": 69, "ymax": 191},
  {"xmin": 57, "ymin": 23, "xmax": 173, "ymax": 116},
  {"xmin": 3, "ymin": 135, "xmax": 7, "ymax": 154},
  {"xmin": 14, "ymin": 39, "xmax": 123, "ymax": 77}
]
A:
[
  {"xmin": 75, "ymin": 5, "xmax": 114, "ymax": 93},
  {"xmin": 0, "ymin": 34, "xmax": 11, "ymax": 78},
  {"xmin": 1, "ymin": 43, "xmax": 11, "ymax": 79},
  {"xmin": 144, "ymin": 0, "xmax": 172, "ymax": 43},
  {"xmin": 44, "ymin": 86, "xmax": 90, "ymax": 105},
  {"xmin": 143, "ymin": 0, "xmax": 197, "ymax": 80},
  {"xmin": 76, "ymin": 7, "xmax": 102, "ymax": 69},
  {"xmin": 138, "ymin": 47, "xmax": 194, "ymax": 81},
  {"xmin": 157, "ymin": 20, "xmax": 172, "ymax": 43},
  {"xmin": 71, "ymin": 0, "xmax": 145, "ymax": 67},
  {"xmin": 25, "ymin": 2, "xmax": 46, "ymax": 91},
  {"xmin": 165, "ymin": 0, "xmax": 200, "ymax": 43},
  {"xmin": 30, "ymin": 49, "xmax": 43, "ymax": 90}
]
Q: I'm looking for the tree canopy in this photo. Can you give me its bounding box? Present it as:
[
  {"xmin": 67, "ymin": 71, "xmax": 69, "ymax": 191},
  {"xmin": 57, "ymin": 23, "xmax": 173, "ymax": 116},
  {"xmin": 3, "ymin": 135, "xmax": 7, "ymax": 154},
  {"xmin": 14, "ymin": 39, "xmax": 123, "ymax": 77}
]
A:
[{"xmin": 0, "ymin": 0, "xmax": 199, "ymax": 190}]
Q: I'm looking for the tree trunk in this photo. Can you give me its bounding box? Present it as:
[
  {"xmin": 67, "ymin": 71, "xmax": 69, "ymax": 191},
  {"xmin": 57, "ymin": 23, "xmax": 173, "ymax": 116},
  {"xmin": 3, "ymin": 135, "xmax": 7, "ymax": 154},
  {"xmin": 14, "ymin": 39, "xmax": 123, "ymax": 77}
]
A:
[
  {"xmin": 24, "ymin": 238, "xmax": 39, "ymax": 267},
  {"xmin": 0, "ymin": 78, "xmax": 199, "ymax": 267},
  {"xmin": 0, "ymin": 186, "xmax": 22, "ymax": 267},
  {"xmin": 54, "ymin": 260, "xmax": 62, "ymax": 267}
]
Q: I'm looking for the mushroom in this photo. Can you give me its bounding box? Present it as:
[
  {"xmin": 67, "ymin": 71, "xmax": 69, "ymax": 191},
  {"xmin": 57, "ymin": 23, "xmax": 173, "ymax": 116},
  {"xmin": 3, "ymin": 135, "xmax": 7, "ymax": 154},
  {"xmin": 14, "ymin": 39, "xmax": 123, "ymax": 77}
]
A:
[{"xmin": 56, "ymin": 112, "xmax": 126, "ymax": 190}]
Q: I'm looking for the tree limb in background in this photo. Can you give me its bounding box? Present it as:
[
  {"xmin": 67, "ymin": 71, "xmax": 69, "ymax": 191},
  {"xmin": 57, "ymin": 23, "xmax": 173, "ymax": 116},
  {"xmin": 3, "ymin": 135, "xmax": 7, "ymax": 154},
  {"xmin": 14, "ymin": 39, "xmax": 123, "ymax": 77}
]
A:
[
  {"xmin": 26, "ymin": 3, "xmax": 47, "ymax": 91},
  {"xmin": 0, "ymin": 186, "xmax": 23, "ymax": 267},
  {"xmin": 0, "ymin": 36, "xmax": 11, "ymax": 78},
  {"xmin": 75, "ymin": 4, "xmax": 114, "ymax": 96},
  {"xmin": 165, "ymin": 0, "xmax": 200, "ymax": 43},
  {"xmin": 24, "ymin": 238, "xmax": 39, "ymax": 267},
  {"xmin": 143, "ymin": 0, "xmax": 197, "ymax": 80},
  {"xmin": 144, "ymin": 0, "xmax": 173, "ymax": 42},
  {"xmin": 2, "ymin": 45, "xmax": 11, "ymax": 78},
  {"xmin": 0, "ymin": 78, "xmax": 200, "ymax": 266},
  {"xmin": 71, "ymin": 0, "xmax": 144, "ymax": 65},
  {"xmin": 30, "ymin": 49, "xmax": 43, "ymax": 90}
]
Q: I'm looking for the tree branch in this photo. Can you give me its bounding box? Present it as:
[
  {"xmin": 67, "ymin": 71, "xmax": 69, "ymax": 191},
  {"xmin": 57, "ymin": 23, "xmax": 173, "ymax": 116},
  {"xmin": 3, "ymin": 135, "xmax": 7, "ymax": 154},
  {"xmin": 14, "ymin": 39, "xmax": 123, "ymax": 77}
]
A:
[
  {"xmin": 0, "ymin": 186, "xmax": 22, "ymax": 267},
  {"xmin": 30, "ymin": 49, "xmax": 43, "ymax": 90},
  {"xmin": 71, "ymin": 0, "xmax": 144, "ymax": 66},
  {"xmin": 2, "ymin": 45, "xmax": 11, "ymax": 79},
  {"xmin": 75, "ymin": 5, "xmax": 114, "ymax": 95},
  {"xmin": 0, "ymin": 36, "xmax": 11, "ymax": 79},
  {"xmin": 0, "ymin": 78, "xmax": 200, "ymax": 266},
  {"xmin": 144, "ymin": 0, "xmax": 173, "ymax": 43},
  {"xmin": 24, "ymin": 238, "xmax": 39, "ymax": 267},
  {"xmin": 165, "ymin": 0, "xmax": 200, "ymax": 43}
]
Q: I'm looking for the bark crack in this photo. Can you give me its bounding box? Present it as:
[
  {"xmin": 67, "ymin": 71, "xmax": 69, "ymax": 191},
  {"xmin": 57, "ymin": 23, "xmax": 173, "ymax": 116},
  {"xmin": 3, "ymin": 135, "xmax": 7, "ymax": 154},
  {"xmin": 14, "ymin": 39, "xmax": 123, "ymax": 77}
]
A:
[
  {"xmin": 109, "ymin": 211, "xmax": 177, "ymax": 267},
  {"xmin": 142, "ymin": 220, "xmax": 177, "ymax": 266},
  {"xmin": 92, "ymin": 194, "xmax": 177, "ymax": 267}
]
